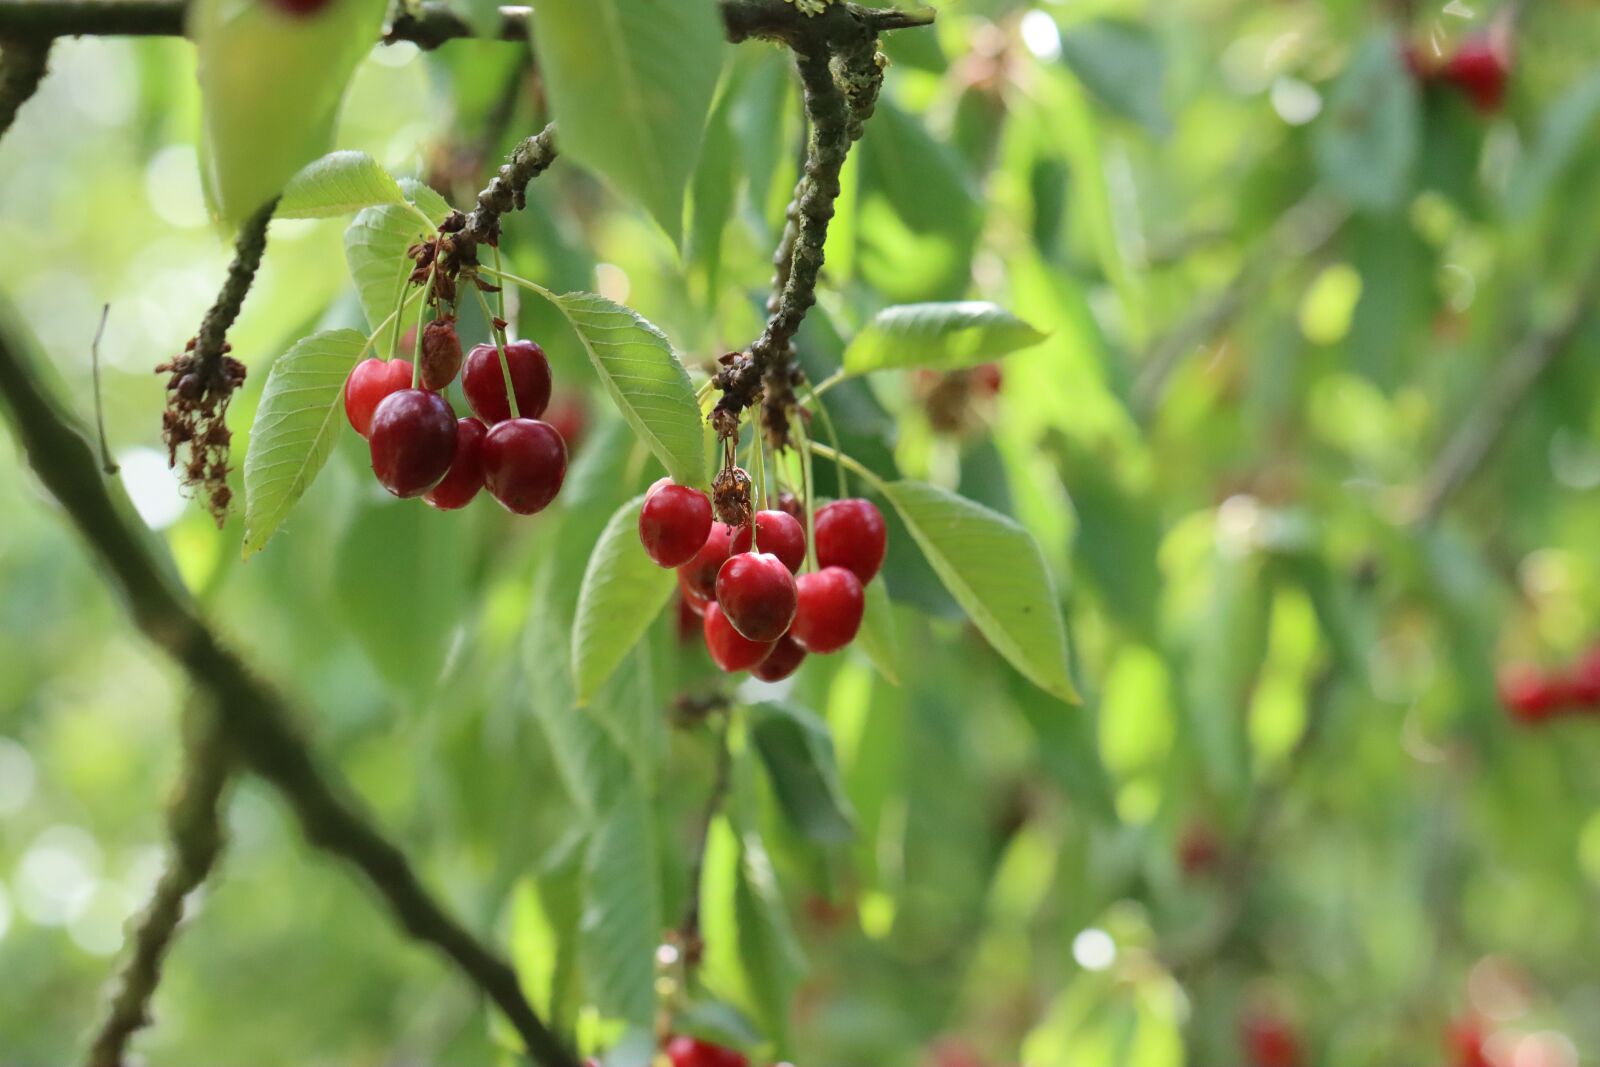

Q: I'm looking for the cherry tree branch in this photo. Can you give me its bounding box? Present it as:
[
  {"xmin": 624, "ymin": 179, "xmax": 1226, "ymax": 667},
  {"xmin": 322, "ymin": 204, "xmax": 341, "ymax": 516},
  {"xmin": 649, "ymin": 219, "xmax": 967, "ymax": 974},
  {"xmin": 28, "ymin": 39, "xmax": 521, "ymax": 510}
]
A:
[
  {"xmin": 0, "ymin": 35, "xmax": 49, "ymax": 138},
  {"xmin": 192, "ymin": 198, "xmax": 275, "ymax": 379},
  {"xmin": 85, "ymin": 701, "xmax": 232, "ymax": 1067},
  {"xmin": 0, "ymin": 304, "xmax": 580, "ymax": 1067}
]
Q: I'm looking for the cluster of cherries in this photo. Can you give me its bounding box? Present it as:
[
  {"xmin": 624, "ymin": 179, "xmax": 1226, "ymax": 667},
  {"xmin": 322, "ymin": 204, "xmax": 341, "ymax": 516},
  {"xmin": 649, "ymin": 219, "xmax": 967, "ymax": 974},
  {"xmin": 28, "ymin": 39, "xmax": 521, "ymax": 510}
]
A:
[
  {"xmin": 1496, "ymin": 646, "xmax": 1600, "ymax": 725},
  {"xmin": 665, "ymin": 1036, "xmax": 748, "ymax": 1067},
  {"xmin": 638, "ymin": 474, "xmax": 887, "ymax": 680},
  {"xmin": 1404, "ymin": 32, "xmax": 1511, "ymax": 113},
  {"xmin": 343, "ymin": 320, "xmax": 568, "ymax": 514}
]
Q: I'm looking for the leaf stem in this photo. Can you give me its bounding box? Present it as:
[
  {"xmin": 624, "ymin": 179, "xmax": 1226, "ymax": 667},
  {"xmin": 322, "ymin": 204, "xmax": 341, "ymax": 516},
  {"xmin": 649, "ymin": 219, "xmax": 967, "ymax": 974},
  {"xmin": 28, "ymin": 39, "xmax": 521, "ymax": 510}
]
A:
[
  {"xmin": 804, "ymin": 440, "xmax": 884, "ymax": 496},
  {"xmin": 810, "ymin": 367, "xmax": 847, "ymax": 397},
  {"xmin": 477, "ymin": 263, "xmax": 554, "ymax": 301}
]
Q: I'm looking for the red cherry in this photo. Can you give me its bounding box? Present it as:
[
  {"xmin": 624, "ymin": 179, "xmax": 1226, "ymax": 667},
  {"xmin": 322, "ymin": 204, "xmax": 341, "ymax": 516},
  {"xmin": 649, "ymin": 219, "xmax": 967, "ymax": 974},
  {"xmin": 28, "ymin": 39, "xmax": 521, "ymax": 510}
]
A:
[
  {"xmin": 463, "ymin": 340, "xmax": 552, "ymax": 424},
  {"xmin": 715, "ymin": 552, "xmax": 798, "ymax": 642},
  {"xmin": 639, "ymin": 484, "xmax": 714, "ymax": 568},
  {"xmin": 1444, "ymin": 35, "xmax": 1509, "ymax": 113},
  {"xmin": 815, "ymin": 498, "xmax": 887, "ymax": 584},
  {"xmin": 678, "ymin": 521, "xmax": 753, "ymax": 602},
  {"xmin": 678, "ymin": 571, "xmax": 712, "ymax": 616},
  {"xmin": 1564, "ymin": 646, "xmax": 1600, "ymax": 707},
  {"xmin": 1240, "ymin": 1013, "xmax": 1301, "ymax": 1067},
  {"xmin": 752, "ymin": 633, "xmax": 807, "ymax": 682},
  {"xmin": 368, "ymin": 389, "xmax": 457, "ymax": 498},
  {"xmin": 1498, "ymin": 664, "xmax": 1559, "ymax": 724},
  {"xmin": 754, "ymin": 509, "xmax": 806, "ymax": 573},
  {"xmin": 702, "ymin": 602, "xmax": 774, "ymax": 673},
  {"xmin": 543, "ymin": 395, "xmax": 588, "ymax": 452},
  {"xmin": 482, "ymin": 418, "xmax": 567, "ymax": 514},
  {"xmin": 264, "ymin": 0, "xmax": 333, "ymax": 17},
  {"xmin": 665, "ymin": 1036, "xmax": 748, "ymax": 1067},
  {"xmin": 345, "ymin": 358, "xmax": 414, "ymax": 437},
  {"xmin": 791, "ymin": 566, "xmax": 865, "ymax": 653},
  {"xmin": 423, "ymin": 417, "xmax": 487, "ymax": 511},
  {"xmin": 1447, "ymin": 1017, "xmax": 1491, "ymax": 1067},
  {"xmin": 675, "ymin": 593, "xmax": 701, "ymax": 645}
]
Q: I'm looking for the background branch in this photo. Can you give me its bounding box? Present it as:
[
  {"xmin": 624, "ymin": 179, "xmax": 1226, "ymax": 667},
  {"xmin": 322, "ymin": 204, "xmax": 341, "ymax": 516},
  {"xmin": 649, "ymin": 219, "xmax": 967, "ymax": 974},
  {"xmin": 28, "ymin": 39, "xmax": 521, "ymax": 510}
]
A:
[
  {"xmin": 1411, "ymin": 255, "xmax": 1600, "ymax": 524},
  {"xmin": 0, "ymin": 35, "xmax": 49, "ymax": 138},
  {"xmin": 0, "ymin": 302, "xmax": 579, "ymax": 1067},
  {"xmin": 84, "ymin": 700, "xmax": 232, "ymax": 1067}
]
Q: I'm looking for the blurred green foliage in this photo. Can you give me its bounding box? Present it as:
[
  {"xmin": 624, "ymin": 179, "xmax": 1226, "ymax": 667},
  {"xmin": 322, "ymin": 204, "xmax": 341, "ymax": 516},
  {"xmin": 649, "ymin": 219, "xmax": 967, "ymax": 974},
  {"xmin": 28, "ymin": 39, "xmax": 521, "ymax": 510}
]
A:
[{"xmin": 4, "ymin": 2, "xmax": 1600, "ymax": 1066}]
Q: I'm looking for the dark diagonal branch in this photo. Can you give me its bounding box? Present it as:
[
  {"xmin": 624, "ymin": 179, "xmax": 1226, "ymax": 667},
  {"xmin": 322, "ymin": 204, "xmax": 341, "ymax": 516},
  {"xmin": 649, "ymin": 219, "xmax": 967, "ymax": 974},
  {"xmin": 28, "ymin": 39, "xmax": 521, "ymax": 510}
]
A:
[
  {"xmin": 85, "ymin": 701, "xmax": 232, "ymax": 1067},
  {"xmin": 194, "ymin": 199, "xmax": 275, "ymax": 378},
  {"xmin": 0, "ymin": 306, "xmax": 579, "ymax": 1067},
  {"xmin": 1411, "ymin": 256, "xmax": 1600, "ymax": 525},
  {"xmin": 0, "ymin": 35, "xmax": 49, "ymax": 138}
]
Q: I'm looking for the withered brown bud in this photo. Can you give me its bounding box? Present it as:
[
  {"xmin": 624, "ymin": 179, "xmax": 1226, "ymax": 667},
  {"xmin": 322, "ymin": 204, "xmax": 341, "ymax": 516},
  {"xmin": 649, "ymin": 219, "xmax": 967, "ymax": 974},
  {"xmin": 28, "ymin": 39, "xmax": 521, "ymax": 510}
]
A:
[
  {"xmin": 713, "ymin": 466, "xmax": 754, "ymax": 527},
  {"xmin": 420, "ymin": 317, "xmax": 463, "ymax": 391}
]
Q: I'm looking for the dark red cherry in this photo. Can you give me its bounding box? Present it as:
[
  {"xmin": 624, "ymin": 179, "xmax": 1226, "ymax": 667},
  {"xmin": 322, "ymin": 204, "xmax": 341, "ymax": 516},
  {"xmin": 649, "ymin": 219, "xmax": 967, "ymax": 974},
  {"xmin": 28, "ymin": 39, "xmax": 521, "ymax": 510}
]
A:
[
  {"xmin": 675, "ymin": 593, "xmax": 702, "ymax": 645},
  {"xmin": 369, "ymin": 389, "xmax": 457, "ymax": 498},
  {"xmin": 678, "ymin": 570, "xmax": 712, "ymax": 616},
  {"xmin": 754, "ymin": 509, "xmax": 806, "ymax": 573},
  {"xmin": 1498, "ymin": 664, "xmax": 1559, "ymax": 725},
  {"xmin": 482, "ymin": 418, "xmax": 567, "ymax": 514},
  {"xmin": 1443, "ymin": 35, "xmax": 1509, "ymax": 113},
  {"xmin": 420, "ymin": 317, "xmax": 463, "ymax": 391},
  {"xmin": 702, "ymin": 602, "xmax": 774, "ymax": 673},
  {"xmin": 544, "ymin": 394, "xmax": 588, "ymax": 452},
  {"xmin": 791, "ymin": 566, "xmax": 864, "ymax": 653},
  {"xmin": 1566, "ymin": 647, "xmax": 1600, "ymax": 707},
  {"xmin": 814, "ymin": 498, "xmax": 887, "ymax": 584},
  {"xmin": 665, "ymin": 1036, "xmax": 748, "ymax": 1067},
  {"xmin": 640, "ymin": 484, "xmax": 714, "ymax": 568},
  {"xmin": 715, "ymin": 552, "xmax": 798, "ymax": 642},
  {"xmin": 1240, "ymin": 1011, "xmax": 1301, "ymax": 1067},
  {"xmin": 752, "ymin": 633, "xmax": 807, "ymax": 682},
  {"xmin": 264, "ymin": 0, "xmax": 334, "ymax": 17},
  {"xmin": 776, "ymin": 490, "xmax": 807, "ymax": 530},
  {"xmin": 678, "ymin": 521, "xmax": 753, "ymax": 601},
  {"xmin": 423, "ymin": 417, "xmax": 487, "ymax": 510},
  {"xmin": 345, "ymin": 358, "xmax": 415, "ymax": 437},
  {"xmin": 462, "ymin": 340, "xmax": 552, "ymax": 424}
]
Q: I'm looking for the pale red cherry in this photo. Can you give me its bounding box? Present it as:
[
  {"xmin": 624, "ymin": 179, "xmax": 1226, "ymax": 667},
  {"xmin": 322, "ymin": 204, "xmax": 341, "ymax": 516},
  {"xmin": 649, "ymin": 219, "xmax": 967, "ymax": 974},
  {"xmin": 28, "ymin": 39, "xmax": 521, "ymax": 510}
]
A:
[
  {"xmin": 678, "ymin": 570, "xmax": 712, "ymax": 616},
  {"xmin": 715, "ymin": 552, "xmax": 798, "ymax": 643},
  {"xmin": 678, "ymin": 521, "xmax": 753, "ymax": 601},
  {"xmin": 639, "ymin": 483, "xmax": 714, "ymax": 568},
  {"xmin": 754, "ymin": 509, "xmax": 806, "ymax": 573},
  {"xmin": 814, "ymin": 498, "xmax": 887, "ymax": 584},
  {"xmin": 702, "ymin": 602, "xmax": 774, "ymax": 673},
  {"xmin": 790, "ymin": 566, "xmax": 865, "ymax": 653},
  {"xmin": 345, "ymin": 358, "xmax": 415, "ymax": 437}
]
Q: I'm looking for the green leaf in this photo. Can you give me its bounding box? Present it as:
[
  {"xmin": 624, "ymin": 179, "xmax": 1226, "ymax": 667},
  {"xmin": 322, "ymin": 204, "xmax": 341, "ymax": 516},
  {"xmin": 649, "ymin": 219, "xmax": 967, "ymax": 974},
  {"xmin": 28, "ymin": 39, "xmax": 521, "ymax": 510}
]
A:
[
  {"xmin": 242, "ymin": 328, "xmax": 367, "ymax": 558},
  {"xmin": 855, "ymin": 577, "xmax": 901, "ymax": 685},
  {"xmin": 190, "ymin": 0, "xmax": 387, "ymax": 224},
  {"xmin": 731, "ymin": 826, "xmax": 804, "ymax": 1047},
  {"xmin": 843, "ymin": 301, "xmax": 1047, "ymax": 376},
  {"xmin": 1312, "ymin": 32, "xmax": 1420, "ymax": 213},
  {"xmin": 529, "ymin": 0, "xmax": 726, "ymax": 243},
  {"xmin": 344, "ymin": 204, "xmax": 433, "ymax": 355},
  {"xmin": 675, "ymin": 1000, "xmax": 764, "ymax": 1054},
  {"xmin": 276, "ymin": 151, "xmax": 405, "ymax": 219},
  {"xmin": 749, "ymin": 702, "xmax": 857, "ymax": 844},
  {"xmin": 1058, "ymin": 18, "xmax": 1169, "ymax": 134},
  {"xmin": 882, "ymin": 481, "xmax": 1078, "ymax": 703},
  {"xmin": 581, "ymin": 786, "xmax": 660, "ymax": 1031},
  {"xmin": 549, "ymin": 291, "xmax": 706, "ymax": 487},
  {"xmin": 397, "ymin": 177, "xmax": 455, "ymax": 226},
  {"xmin": 509, "ymin": 844, "xmax": 586, "ymax": 1035},
  {"xmin": 572, "ymin": 495, "xmax": 677, "ymax": 703}
]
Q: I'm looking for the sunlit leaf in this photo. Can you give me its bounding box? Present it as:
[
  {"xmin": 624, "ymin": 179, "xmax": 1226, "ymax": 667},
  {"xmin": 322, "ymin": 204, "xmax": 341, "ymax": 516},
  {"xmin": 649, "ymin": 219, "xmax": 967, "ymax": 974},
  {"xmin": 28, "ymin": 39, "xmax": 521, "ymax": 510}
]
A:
[
  {"xmin": 345, "ymin": 204, "xmax": 433, "ymax": 357},
  {"xmin": 572, "ymin": 495, "xmax": 677, "ymax": 702},
  {"xmin": 883, "ymin": 480, "xmax": 1078, "ymax": 702},
  {"xmin": 855, "ymin": 578, "xmax": 901, "ymax": 685},
  {"xmin": 276, "ymin": 151, "xmax": 405, "ymax": 219},
  {"xmin": 550, "ymin": 291, "xmax": 706, "ymax": 487},
  {"xmin": 242, "ymin": 328, "xmax": 367, "ymax": 558},
  {"xmin": 581, "ymin": 785, "xmax": 660, "ymax": 1031},
  {"xmin": 843, "ymin": 301, "xmax": 1047, "ymax": 375},
  {"xmin": 529, "ymin": 0, "xmax": 725, "ymax": 243}
]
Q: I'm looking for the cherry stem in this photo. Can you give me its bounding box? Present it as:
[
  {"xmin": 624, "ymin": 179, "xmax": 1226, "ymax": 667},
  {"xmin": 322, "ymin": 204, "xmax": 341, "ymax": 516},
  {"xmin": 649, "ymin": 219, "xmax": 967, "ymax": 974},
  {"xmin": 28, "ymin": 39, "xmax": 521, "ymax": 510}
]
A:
[
  {"xmin": 754, "ymin": 424, "xmax": 770, "ymax": 513},
  {"xmin": 411, "ymin": 262, "xmax": 437, "ymax": 390},
  {"xmin": 793, "ymin": 411, "xmax": 819, "ymax": 572},
  {"xmin": 800, "ymin": 377, "xmax": 847, "ymax": 497},
  {"xmin": 384, "ymin": 251, "xmax": 411, "ymax": 361},
  {"xmin": 809, "ymin": 367, "xmax": 847, "ymax": 398},
  {"xmin": 470, "ymin": 282, "xmax": 520, "ymax": 420}
]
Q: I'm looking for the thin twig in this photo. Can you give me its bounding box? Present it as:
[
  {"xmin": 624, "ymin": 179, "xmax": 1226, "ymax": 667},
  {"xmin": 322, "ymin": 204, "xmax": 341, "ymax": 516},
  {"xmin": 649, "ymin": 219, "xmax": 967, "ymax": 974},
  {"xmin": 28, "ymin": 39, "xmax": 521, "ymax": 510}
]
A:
[
  {"xmin": 676, "ymin": 714, "xmax": 735, "ymax": 978},
  {"xmin": 90, "ymin": 304, "xmax": 116, "ymax": 475},
  {"xmin": 1411, "ymin": 256, "xmax": 1600, "ymax": 524},
  {"xmin": 457, "ymin": 122, "xmax": 557, "ymax": 256},
  {"xmin": 84, "ymin": 700, "xmax": 231, "ymax": 1067},
  {"xmin": 0, "ymin": 304, "xmax": 580, "ymax": 1067}
]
